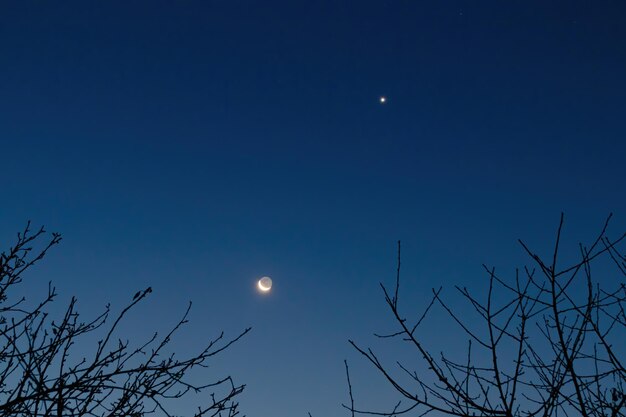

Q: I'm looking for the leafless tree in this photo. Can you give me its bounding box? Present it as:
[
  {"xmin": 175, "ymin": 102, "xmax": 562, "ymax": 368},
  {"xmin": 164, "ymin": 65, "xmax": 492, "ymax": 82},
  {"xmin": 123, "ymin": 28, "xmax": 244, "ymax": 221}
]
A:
[
  {"xmin": 346, "ymin": 214, "xmax": 626, "ymax": 417},
  {"xmin": 0, "ymin": 223, "xmax": 250, "ymax": 417}
]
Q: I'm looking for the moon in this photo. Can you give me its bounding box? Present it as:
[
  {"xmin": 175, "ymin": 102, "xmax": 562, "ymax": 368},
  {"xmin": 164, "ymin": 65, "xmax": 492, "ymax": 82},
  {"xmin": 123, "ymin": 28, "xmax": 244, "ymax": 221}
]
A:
[{"xmin": 257, "ymin": 276, "xmax": 272, "ymax": 292}]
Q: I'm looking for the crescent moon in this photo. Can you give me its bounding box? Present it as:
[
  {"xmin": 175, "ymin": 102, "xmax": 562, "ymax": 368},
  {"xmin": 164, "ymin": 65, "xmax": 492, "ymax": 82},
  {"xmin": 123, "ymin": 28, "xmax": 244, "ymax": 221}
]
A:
[{"xmin": 257, "ymin": 277, "xmax": 272, "ymax": 292}]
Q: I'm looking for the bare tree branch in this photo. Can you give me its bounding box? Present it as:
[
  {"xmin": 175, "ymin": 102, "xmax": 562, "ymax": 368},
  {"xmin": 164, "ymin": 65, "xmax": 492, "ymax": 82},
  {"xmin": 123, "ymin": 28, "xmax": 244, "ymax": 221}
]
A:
[
  {"xmin": 348, "ymin": 215, "xmax": 626, "ymax": 417},
  {"xmin": 0, "ymin": 223, "xmax": 249, "ymax": 417}
]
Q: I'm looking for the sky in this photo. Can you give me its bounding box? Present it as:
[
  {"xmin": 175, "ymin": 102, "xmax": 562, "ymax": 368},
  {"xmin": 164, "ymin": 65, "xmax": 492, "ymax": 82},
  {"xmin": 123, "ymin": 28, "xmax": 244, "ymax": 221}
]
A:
[{"xmin": 1, "ymin": 1, "xmax": 626, "ymax": 416}]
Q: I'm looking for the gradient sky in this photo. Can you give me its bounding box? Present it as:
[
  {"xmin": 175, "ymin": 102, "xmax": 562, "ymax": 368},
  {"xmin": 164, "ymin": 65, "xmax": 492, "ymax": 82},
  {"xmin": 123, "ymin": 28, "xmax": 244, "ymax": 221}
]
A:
[{"xmin": 1, "ymin": 2, "xmax": 626, "ymax": 416}]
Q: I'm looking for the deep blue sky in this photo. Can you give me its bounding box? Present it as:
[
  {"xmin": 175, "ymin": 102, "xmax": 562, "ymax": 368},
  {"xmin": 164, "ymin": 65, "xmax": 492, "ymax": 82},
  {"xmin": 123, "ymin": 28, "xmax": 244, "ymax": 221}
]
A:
[{"xmin": 1, "ymin": 1, "xmax": 625, "ymax": 416}]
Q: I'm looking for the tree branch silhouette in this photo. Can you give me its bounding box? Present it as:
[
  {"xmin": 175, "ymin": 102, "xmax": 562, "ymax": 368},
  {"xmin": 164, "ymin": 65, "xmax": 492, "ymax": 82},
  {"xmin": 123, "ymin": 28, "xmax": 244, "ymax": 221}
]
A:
[
  {"xmin": 346, "ymin": 214, "xmax": 626, "ymax": 417},
  {"xmin": 0, "ymin": 222, "xmax": 250, "ymax": 417}
]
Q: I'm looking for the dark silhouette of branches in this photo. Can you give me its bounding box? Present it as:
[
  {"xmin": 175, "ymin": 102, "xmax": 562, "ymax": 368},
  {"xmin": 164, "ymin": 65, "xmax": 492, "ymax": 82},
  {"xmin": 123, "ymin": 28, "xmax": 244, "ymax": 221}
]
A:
[
  {"xmin": 346, "ymin": 214, "xmax": 626, "ymax": 417},
  {"xmin": 0, "ymin": 222, "xmax": 250, "ymax": 417}
]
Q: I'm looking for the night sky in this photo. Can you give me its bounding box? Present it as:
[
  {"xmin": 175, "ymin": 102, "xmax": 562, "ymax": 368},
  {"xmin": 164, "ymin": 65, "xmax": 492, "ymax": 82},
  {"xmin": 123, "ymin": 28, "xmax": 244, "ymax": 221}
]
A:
[{"xmin": 1, "ymin": 1, "xmax": 626, "ymax": 416}]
